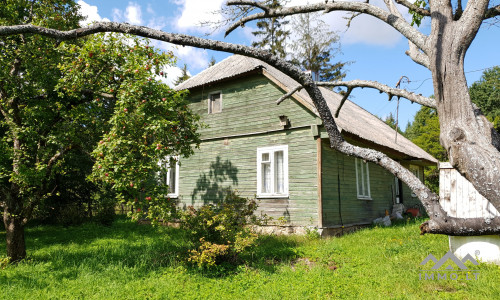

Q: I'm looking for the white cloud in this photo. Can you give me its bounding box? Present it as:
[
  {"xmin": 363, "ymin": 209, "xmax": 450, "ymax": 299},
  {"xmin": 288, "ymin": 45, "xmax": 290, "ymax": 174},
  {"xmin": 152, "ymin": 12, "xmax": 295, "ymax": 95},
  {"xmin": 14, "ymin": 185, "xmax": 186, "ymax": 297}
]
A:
[
  {"xmin": 287, "ymin": 0, "xmax": 405, "ymax": 47},
  {"xmin": 158, "ymin": 65, "xmax": 193, "ymax": 87},
  {"xmin": 150, "ymin": 40, "xmax": 209, "ymax": 75},
  {"xmin": 175, "ymin": 0, "xmax": 225, "ymax": 32},
  {"xmin": 174, "ymin": 45, "xmax": 209, "ymax": 70},
  {"xmin": 112, "ymin": 2, "xmax": 143, "ymax": 25},
  {"xmin": 125, "ymin": 2, "xmax": 143, "ymax": 25},
  {"xmin": 77, "ymin": 0, "xmax": 109, "ymax": 26}
]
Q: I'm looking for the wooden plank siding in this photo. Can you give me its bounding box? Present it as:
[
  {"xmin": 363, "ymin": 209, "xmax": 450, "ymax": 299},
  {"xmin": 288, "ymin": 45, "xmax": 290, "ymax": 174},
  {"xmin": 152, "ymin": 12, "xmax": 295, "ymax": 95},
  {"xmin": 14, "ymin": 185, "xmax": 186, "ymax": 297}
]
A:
[
  {"xmin": 321, "ymin": 139, "xmax": 410, "ymax": 226},
  {"xmin": 439, "ymin": 162, "xmax": 499, "ymax": 218},
  {"xmin": 186, "ymin": 75, "xmax": 318, "ymax": 139},
  {"xmin": 399, "ymin": 163, "xmax": 425, "ymax": 209},
  {"xmin": 175, "ymin": 74, "xmax": 320, "ymax": 226}
]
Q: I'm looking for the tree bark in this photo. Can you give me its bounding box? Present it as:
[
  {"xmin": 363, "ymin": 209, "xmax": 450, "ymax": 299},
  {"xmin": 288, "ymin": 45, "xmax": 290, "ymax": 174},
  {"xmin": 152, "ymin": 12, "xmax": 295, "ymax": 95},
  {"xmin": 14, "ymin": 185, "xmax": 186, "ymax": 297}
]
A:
[
  {"xmin": 2, "ymin": 134, "xmax": 27, "ymax": 261},
  {"xmin": 3, "ymin": 193, "xmax": 27, "ymax": 262},
  {"xmin": 429, "ymin": 1, "xmax": 500, "ymax": 213}
]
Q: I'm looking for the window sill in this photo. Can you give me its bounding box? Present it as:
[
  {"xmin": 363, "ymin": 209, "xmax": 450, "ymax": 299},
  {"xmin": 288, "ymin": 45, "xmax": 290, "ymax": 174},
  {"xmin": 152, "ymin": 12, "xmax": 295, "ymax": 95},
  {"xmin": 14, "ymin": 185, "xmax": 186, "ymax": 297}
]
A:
[
  {"xmin": 357, "ymin": 196, "xmax": 372, "ymax": 200},
  {"xmin": 167, "ymin": 194, "xmax": 178, "ymax": 198},
  {"xmin": 257, "ymin": 194, "xmax": 289, "ymax": 199}
]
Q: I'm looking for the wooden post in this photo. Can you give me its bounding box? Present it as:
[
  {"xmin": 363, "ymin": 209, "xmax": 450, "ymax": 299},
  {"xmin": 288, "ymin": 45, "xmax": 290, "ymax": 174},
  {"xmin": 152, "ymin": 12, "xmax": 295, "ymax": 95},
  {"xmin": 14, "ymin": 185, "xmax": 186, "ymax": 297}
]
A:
[{"xmin": 317, "ymin": 137, "xmax": 323, "ymax": 228}]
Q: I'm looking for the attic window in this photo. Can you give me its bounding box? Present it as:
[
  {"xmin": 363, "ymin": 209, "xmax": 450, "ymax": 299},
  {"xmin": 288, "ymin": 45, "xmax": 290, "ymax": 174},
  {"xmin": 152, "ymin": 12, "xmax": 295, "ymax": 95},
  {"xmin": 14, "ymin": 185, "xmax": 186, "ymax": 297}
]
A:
[{"xmin": 208, "ymin": 92, "xmax": 222, "ymax": 114}]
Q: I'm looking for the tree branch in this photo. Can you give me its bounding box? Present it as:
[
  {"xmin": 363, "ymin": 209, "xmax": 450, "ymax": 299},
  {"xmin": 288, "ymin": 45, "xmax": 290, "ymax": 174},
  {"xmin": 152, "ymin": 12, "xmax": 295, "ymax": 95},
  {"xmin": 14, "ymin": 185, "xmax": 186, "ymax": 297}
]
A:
[
  {"xmin": 394, "ymin": 0, "xmax": 431, "ymax": 16},
  {"xmin": 335, "ymin": 87, "xmax": 353, "ymax": 118},
  {"xmin": 383, "ymin": 0, "xmax": 405, "ymax": 19},
  {"xmin": 224, "ymin": 1, "xmax": 428, "ymax": 52},
  {"xmin": 316, "ymin": 79, "xmax": 436, "ymax": 108},
  {"xmin": 484, "ymin": 5, "xmax": 500, "ymax": 19},
  {"xmin": 276, "ymin": 85, "xmax": 302, "ymax": 105},
  {"xmin": 227, "ymin": 0, "xmax": 269, "ymax": 12},
  {"xmin": 405, "ymin": 41, "xmax": 430, "ymax": 68},
  {"xmin": 457, "ymin": 0, "xmax": 490, "ymax": 51}
]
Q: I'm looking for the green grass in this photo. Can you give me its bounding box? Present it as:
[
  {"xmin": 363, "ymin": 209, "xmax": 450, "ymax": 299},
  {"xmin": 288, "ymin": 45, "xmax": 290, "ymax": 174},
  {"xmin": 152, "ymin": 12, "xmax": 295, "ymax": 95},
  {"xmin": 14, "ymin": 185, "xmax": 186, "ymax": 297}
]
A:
[{"xmin": 1, "ymin": 217, "xmax": 499, "ymax": 299}]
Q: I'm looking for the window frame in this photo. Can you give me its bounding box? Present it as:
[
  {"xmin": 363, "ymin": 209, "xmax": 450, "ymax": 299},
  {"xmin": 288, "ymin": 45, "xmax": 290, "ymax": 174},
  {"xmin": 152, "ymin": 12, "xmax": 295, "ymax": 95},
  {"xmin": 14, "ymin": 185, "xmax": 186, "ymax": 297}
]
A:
[
  {"xmin": 409, "ymin": 165, "xmax": 421, "ymax": 180},
  {"xmin": 208, "ymin": 91, "xmax": 222, "ymax": 114},
  {"xmin": 161, "ymin": 156, "xmax": 180, "ymax": 198},
  {"xmin": 355, "ymin": 158, "xmax": 371, "ymax": 200},
  {"xmin": 256, "ymin": 145, "xmax": 289, "ymax": 198}
]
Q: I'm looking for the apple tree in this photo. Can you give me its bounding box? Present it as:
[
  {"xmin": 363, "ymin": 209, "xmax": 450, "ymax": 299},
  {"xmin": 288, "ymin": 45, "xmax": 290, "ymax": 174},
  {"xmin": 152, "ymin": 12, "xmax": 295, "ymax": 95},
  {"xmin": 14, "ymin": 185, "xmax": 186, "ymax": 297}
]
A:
[{"xmin": 0, "ymin": 1, "xmax": 200, "ymax": 261}]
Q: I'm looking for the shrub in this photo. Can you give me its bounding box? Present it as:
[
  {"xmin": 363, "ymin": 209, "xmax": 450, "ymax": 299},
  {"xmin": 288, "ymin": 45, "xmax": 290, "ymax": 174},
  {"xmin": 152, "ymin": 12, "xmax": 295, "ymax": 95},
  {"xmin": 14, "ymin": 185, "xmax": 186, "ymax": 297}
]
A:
[{"xmin": 179, "ymin": 191, "xmax": 260, "ymax": 268}]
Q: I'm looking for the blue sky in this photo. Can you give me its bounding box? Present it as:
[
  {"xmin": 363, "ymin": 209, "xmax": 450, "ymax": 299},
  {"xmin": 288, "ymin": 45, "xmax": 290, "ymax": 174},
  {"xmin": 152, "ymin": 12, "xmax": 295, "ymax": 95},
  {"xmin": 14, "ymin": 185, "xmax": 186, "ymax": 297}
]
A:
[{"xmin": 77, "ymin": 0, "xmax": 500, "ymax": 127}]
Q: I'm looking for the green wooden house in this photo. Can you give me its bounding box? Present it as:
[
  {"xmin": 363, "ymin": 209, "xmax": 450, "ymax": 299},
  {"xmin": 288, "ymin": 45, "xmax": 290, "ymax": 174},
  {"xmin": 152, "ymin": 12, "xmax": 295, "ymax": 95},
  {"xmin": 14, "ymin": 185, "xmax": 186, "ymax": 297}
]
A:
[{"xmin": 172, "ymin": 55, "xmax": 437, "ymax": 234}]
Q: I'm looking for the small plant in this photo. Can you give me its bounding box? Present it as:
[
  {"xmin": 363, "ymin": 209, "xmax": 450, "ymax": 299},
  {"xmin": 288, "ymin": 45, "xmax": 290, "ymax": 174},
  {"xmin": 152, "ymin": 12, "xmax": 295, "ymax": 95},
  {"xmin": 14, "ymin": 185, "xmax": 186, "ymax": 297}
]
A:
[
  {"xmin": 305, "ymin": 226, "xmax": 321, "ymax": 240},
  {"xmin": 0, "ymin": 257, "xmax": 9, "ymax": 269},
  {"xmin": 179, "ymin": 191, "xmax": 260, "ymax": 268}
]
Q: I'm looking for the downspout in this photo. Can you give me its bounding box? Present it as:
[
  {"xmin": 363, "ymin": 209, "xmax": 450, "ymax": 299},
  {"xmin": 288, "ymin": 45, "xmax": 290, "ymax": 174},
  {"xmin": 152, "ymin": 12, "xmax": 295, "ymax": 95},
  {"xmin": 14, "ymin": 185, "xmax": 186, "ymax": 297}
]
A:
[{"xmin": 317, "ymin": 137, "xmax": 323, "ymax": 228}]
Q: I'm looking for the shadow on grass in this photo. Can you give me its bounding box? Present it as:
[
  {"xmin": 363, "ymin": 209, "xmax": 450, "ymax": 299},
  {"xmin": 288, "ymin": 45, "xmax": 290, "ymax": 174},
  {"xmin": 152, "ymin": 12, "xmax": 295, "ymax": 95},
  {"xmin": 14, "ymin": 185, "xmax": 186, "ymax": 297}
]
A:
[{"xmin": 1, "ymin": 216, "xmax": 303, "ymax": 282}]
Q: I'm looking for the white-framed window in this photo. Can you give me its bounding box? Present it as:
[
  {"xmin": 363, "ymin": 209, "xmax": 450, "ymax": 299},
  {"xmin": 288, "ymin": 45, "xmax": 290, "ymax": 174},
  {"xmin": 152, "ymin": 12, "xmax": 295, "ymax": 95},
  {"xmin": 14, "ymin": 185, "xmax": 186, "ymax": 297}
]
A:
[
  {"xmin": 257, "ymin": 145, "xmax": 288, "ymax": 197},
  {"xmin": 355, "ymin": 158, "xmax": 371, "ymax": 199},
  {"xmin": 160, "ymin": 156, "xmax": 179, "ymax": 197},
  {"xmin": 208, "ymin": 91, "xmax": 222, "ymax": 114}
]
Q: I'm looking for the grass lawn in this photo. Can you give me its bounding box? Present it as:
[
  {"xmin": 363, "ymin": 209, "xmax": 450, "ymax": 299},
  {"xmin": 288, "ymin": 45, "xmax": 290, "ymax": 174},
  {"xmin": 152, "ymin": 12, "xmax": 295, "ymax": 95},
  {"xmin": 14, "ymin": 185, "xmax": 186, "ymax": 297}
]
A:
[{"xmin": 1, "ymin": 217, "xmax": 499, "ymax": 299}]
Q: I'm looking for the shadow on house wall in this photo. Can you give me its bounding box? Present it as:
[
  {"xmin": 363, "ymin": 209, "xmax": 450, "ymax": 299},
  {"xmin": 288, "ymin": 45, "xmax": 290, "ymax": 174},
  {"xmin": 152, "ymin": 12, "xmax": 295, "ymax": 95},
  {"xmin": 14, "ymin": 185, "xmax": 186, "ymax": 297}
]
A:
[{"xmin": 191, "ymin": 156, "xmax": 238, "ymax": 205}]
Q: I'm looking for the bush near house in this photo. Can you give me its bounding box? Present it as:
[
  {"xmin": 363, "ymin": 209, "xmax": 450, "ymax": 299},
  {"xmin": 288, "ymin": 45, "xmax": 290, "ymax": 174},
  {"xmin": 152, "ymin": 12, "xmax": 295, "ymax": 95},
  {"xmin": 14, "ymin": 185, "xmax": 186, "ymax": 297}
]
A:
[{"xmin": 179, "ymin": 191, "xmax": 261, "ymax": 268}]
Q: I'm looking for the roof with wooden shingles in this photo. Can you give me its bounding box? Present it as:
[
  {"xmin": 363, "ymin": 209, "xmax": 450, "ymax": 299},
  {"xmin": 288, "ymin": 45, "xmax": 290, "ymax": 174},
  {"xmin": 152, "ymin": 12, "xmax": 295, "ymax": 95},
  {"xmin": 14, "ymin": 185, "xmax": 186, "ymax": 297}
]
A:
[{"xmin": 176, "ymin": 55, "xmax": 437, "ymax": 165}]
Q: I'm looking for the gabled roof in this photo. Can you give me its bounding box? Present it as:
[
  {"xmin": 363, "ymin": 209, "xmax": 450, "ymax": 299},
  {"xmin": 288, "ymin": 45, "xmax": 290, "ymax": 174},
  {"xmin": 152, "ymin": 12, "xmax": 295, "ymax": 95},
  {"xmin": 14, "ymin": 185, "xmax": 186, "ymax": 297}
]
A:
[{"xmin": 176, "ymin": 55, "xmax": 437, "ymax": 165}]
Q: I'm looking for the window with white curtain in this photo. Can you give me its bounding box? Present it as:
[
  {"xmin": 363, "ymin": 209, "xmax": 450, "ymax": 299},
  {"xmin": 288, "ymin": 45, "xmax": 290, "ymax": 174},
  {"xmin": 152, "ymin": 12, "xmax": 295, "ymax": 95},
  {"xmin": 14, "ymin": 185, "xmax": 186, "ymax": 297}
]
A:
[{"xmin": 257, "ymin": 145, "xmax": 288, "ymax": 197}]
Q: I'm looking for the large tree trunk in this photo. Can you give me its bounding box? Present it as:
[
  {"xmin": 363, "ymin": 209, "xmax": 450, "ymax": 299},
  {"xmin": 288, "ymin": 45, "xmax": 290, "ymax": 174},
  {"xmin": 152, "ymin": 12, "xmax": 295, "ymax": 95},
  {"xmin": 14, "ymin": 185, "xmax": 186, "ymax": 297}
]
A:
[
  {"xmin": 3, "ymin": 136, "xmax": 27, "ymax": 261},
  {"xmin": 427, "ymin": 1, "xmax": 500, "ymax": 225},
  {"xmin": 3, "ymin": 194, "xmax": 27, "ymax": 262}
]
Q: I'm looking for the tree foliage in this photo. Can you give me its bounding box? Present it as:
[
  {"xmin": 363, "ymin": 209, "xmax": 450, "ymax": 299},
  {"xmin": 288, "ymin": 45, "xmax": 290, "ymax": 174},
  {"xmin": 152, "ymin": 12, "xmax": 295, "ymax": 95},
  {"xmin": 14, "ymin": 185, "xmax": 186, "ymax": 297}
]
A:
[
  {"xmin": 251, "ymin": 0, "xmax": 289, "ymax": 59},
  {"xmin": 405, "ymin": 106, "xmax": 446, "ymax": 193},
  {"xmin": 289, "ymin": 12, "xmax": 347, "ymax": 82},
  {"xmin": 0, "ymin": 1, "xmax": 201, "ymax": 260},
  {"xmin": 59, "ymin": 34, "xmax": 202, "ymax": 223},
  {"xmin": 173, "ymin": 63, "xmax": 191, "ymax": 86},
  {"xmin": 470, "ymin": 66, "xmax": 500, "ymax": 132}
]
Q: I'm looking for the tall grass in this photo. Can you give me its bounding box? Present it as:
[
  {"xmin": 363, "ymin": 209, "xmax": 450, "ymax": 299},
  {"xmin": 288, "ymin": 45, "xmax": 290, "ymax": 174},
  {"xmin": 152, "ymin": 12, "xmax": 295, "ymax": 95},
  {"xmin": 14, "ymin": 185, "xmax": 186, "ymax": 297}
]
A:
[{"xmin": 1, "ymin": 217, "xmax": 499, "ymax": 299}]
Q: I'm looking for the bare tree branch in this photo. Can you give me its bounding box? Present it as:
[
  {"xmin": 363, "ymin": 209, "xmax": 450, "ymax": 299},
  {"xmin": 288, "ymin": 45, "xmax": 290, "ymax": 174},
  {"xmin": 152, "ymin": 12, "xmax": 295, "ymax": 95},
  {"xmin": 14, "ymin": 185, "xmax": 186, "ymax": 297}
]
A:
[
  {"xmin": 224, "ymin": 1, "xmax": 428, "ymax": 53},
  {"xmin": 316, "ymin": 79, "xmax": 436, "ymax": 108},
  {"xmin": 394, "ymin": 0, "xmax": 431, "ymax": 16},
  {"xmin": 457, "ymin": 0, "xmax": 490, "ymax": 54},
  {"xmin": 335, "ymin": 87, "xmax": 353, "ymax": 118},
  {"xmin": 276, "ymin": 85, "xmax": 302, "ymax": 105},
  {"xmin": 405, "ymin": 41, "xmax": 430, "ymax": 68},
  {"xmin": 485, "ymin": 4, "xmax": 500, "ymax": 19},
  {"xmin": 227, "ymin": 0, "xmax": 270, "ymax": 12},
  {"xmin": 383, "ymin": 0, "xmax": 405, "ymax": 19}
]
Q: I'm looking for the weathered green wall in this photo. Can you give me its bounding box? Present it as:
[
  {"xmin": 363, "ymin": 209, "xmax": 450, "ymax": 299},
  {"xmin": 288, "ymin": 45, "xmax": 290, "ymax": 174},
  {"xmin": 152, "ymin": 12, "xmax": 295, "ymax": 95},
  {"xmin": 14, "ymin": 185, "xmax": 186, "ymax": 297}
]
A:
[
  {"xmin": 321, "ymin": 140, "xmax": 397, "ymax": 227},
  {"xmin": 186, "ymin": 75, "xmax": 318, "ymax": 139},
  {"xmin": 400, "ymin": 163, "xmax": 425, "ymax": 210},
  {"xmin": 176, "ymin": 74, "xmax": 320, "ymax": 226}
]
